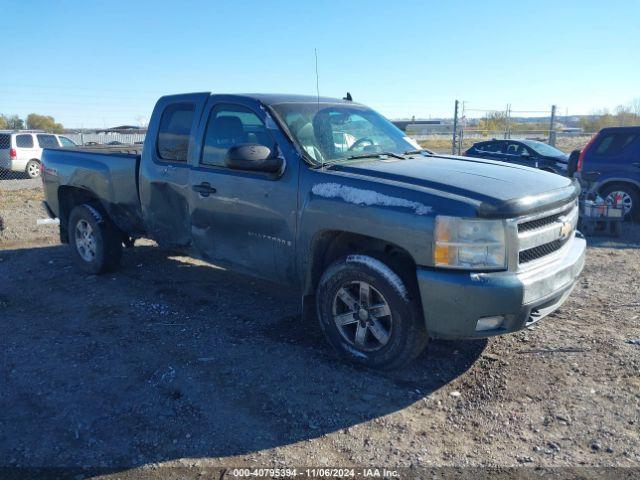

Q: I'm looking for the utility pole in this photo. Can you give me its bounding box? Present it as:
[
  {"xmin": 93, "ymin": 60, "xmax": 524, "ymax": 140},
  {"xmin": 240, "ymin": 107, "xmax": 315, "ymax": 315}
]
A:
[
  {"xmin": 505, "ymin": 104, "xmax": 511, "ymax": 139},
  {"xmin": 458, "ymin": 101, "xmax": 465, "ymax": 155},
  {"xmin": 549, "ymin": 105, "xmax": 557, "ymax": 146},
  {"xmin": 452, "ymin": 100, "xmax": 459, "ymax": 155}
]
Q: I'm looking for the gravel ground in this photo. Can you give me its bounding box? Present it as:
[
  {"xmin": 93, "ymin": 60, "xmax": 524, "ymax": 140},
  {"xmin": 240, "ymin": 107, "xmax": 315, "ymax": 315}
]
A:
[
  {"xmin": 0, "ymin": 174, "xmax": 41, "ymax": 191},
  {"xmin": 0, "ymin": 189, "xmax": 639, "ymax": 478}
]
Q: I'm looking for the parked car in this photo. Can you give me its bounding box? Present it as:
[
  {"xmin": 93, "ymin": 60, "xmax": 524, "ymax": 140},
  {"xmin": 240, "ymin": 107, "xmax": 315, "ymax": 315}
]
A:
[
  {"xmin": 0, "ymin": 131, "xmax": 77, "ymax": 178},
  {"xmin": 575, "ymin": 126, "xmax": 640, "ymax": 220},
  {"xmin": 465, "ymin": 139, "xmax": 569, "ymax": 175},
  {"xmin": 41, "ymin": 93, "xmax": 585, "ymax": 369}
]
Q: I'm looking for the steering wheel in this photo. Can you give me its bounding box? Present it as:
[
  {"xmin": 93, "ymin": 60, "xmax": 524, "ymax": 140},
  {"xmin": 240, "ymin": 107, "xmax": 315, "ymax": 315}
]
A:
[{"xmin": 348, "ymin": 137, "xmax": 375, "ymax": 151}]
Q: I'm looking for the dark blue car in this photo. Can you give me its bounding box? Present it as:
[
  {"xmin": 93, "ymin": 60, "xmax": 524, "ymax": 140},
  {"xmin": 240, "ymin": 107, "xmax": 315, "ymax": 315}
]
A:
[
  {"xmin": 577, "ymin": 126, "xmax": 640, "ymax": 220},
  {"xmin": 465, "ymin": 139, "xmax": 569, "ymax": 175}
]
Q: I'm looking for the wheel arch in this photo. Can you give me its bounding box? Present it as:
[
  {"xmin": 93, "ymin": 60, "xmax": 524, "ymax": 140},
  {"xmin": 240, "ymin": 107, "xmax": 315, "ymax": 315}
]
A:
[
  {"xmin": 304, "ymin": 230, "xmax": 418, "ymax": 299},
  {"xmin": 597, "ymin": 178, "xmax": 640, "ymax": 195},
  {"xmin": 57, "ymin": 186, "xmax": 104, "ymax": 243}
]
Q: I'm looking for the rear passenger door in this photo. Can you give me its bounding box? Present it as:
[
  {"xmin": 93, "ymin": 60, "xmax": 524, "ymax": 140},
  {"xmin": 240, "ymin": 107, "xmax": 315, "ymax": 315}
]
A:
[
  {"xmin": 138, "ymin": 93, "xmax": 210, "ymax": 248},
  {"xmin": 477, "ymin": 141, "xmax": 505, "ymax": 162}
]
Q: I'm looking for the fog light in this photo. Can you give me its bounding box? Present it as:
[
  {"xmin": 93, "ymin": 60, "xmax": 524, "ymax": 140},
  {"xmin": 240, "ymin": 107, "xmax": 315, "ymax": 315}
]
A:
[{"xmin": 476, "ymin": 315, "xmax": 505, "ymax": 332}]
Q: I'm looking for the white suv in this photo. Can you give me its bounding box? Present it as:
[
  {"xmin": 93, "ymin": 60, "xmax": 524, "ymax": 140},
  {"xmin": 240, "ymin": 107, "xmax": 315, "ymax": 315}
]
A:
[{"xmin": 0, "ymin": 131, "xmax": 77, "ymax": 178}]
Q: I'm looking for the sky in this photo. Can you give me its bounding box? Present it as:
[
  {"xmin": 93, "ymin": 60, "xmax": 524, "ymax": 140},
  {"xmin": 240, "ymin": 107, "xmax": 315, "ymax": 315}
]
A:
[{"xmin": 2, "ymin": 0, "xmax": 639, "ymax": 128}]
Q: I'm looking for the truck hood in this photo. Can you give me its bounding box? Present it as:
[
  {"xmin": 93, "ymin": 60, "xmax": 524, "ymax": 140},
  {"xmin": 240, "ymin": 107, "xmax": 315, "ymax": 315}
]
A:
[{"xmin": 327, "ymin": 154, "xmax": 579, "ymax": 217}]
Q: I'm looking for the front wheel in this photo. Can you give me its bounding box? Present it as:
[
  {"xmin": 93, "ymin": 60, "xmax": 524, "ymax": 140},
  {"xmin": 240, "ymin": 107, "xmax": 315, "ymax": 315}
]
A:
[
  {"xmin": 316, "ymin": 255, "xmax": 428, "ymax": 370},
  {"xmin": 68, "ymin": 204, "xmax": 123, "ymax": 274}
]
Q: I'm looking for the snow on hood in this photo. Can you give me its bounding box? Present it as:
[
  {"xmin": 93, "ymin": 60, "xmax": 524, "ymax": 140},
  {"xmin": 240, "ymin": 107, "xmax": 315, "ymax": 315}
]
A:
[{"xmin": 311, "ymin": 182, "xmax": 432, "ymax": 215}]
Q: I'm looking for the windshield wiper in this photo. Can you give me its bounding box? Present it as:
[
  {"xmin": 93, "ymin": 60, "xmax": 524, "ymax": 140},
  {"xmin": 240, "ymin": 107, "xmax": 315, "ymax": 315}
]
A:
[
  {"xmin": 404, "ymin": 149, "xmax": 433, "ymax": 155},
  {"xmin": 310, "ymin": 151, "xmax": 406, "ymax": 169},
  {"xmin": 347, "ymin": 151, "xmax": 405, "ymax": 160}
]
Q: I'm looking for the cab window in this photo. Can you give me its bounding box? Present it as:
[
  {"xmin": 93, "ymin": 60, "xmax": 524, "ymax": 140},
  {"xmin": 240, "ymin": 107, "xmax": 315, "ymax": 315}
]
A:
[{"xmin": 201, "ymin": 104, "xmax": 275, "ymax": 168}]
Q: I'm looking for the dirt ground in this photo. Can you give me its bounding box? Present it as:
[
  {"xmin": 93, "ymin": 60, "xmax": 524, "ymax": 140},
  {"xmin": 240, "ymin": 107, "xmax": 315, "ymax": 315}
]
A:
[{"xmin": 0, "ymin": 187, "xmax": 639, "ymax": 478}]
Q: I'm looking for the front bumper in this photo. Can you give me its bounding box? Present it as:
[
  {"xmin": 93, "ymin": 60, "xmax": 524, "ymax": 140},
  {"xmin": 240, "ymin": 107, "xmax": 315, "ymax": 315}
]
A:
[{"xmin": 416, "ymin": 236, "xmax": 586, "ymax": 339}]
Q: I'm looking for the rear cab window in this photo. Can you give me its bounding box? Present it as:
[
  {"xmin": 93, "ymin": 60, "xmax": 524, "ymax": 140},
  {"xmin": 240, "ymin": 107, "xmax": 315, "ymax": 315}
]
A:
[
  {"xmin": 16, "ymin": 134, "xmax": 34, "ymax": 148},
  {"xmin": 37, "ymin": 134, "xmax": 60, "ymax": 148},
  {"xmin": 157, "ymin": 103, "xmax": 195, "ymax": 162}
]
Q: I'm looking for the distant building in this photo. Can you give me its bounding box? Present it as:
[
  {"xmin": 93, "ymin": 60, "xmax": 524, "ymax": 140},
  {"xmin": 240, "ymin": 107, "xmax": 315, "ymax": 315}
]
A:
[
  {"xmin": 392, "ymin": 120, "xmax": 445, "ymax": 132},
  {"xmin": 96, "ymin": 125, "xmax": 148, "ymax": 134}
]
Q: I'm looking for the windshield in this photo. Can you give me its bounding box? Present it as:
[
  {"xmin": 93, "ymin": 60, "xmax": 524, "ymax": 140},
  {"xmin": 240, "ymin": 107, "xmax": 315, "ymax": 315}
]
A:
[
  {"xmin": 270, "ymin": 102, "xmax": 422, "ymax": 165},
  {"xmin": 522, "ymin": 140, "xmax": 566, "ymax": 157}
]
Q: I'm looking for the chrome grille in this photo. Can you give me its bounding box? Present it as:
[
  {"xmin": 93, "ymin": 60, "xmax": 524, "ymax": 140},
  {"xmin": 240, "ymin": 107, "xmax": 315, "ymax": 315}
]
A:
[
  {"xmin": 519, "ymin": 238, "xmax": 570, "ymax": 264},
  {"xmin": 518, "ymin": 205, "xmax": 574, "ymax": 233},
  {"xmin": 515, "ymin": 201, "xmax": 578, "ymax": 269}
]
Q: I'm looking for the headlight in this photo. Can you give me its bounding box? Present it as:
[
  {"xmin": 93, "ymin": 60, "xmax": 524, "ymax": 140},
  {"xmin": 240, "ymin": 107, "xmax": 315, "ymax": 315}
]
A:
[{"xmin": 434, "ymin": 216, "xmax": 506, "ymax": 270}]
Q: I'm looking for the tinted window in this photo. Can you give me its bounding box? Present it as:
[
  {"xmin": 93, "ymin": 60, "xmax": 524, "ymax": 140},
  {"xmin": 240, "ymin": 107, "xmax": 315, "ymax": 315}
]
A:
[
  {"xmin": 505, "ymin": 142, "xmax": 527, "ymax": 156},
  {"xmin": 522, "ymin": 140, "xmax": 565, "ymax": 157},
  {"xmin": 58, "ymin": 136, "xmax": 76, "ymax": 147},
  {"xmin": 37, "ymin": 134, "xmax": 59, "ymax": 148},
  {"xmin": 0, "ymin": 134, "xmax": 9, "ymax": 149},
  {"xmin": 595, "ymin": 132, "xmax": 638, "ymax": 156},
  {"xmin": 478, "ymin": 141, "xmax": 502, "ymax": 153},
  {"xmin": 157, "ymin": 102, "xmax": 195, "ymax": 161},
  {"xmin": 16, "ymin": 134, "xmax": 34, "ymax": 148},
  {"xmin": 201, "ymin": 104, "xmax": 274, "ymax": 167}
]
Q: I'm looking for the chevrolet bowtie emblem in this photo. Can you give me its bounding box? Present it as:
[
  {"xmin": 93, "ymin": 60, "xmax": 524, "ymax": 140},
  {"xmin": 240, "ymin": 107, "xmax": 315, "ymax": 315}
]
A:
[{"xmin": 559, "ymin": 219, "xmax": 573, "ymax": 240}]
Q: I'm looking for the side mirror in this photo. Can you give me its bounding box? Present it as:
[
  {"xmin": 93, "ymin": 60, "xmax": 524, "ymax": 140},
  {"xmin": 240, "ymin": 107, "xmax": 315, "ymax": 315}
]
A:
[{"xmin": 225, "ymin": 144, "xmax": 284, "ymax": 173}]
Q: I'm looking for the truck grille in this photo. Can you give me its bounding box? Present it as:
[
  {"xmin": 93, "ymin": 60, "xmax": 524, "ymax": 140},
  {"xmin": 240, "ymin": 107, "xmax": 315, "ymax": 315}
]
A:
[
  {"xmin": 519, "ymin": 238, "xmax": 569, "ymax": 264},
  {"xmin": 518, "ymin": 205, "xmax": 574, "ymax": 233},
  {"xmin": 516, "ymin": 201, "xmax": 578, "ymax": 268}
]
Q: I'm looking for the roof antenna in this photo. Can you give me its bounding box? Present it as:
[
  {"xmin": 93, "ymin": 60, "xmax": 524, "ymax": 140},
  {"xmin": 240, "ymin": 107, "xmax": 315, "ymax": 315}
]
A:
[
  {"xmin": 343, "ymin": 92, "xmax": 352, "ymax": 101},
  {"xmin": 315, "ymin": 47, "xmax": 324, "ymax": 170},
  {"xmin": 314, "ymin": 48, "xmax": 320, "ymax": 112}
]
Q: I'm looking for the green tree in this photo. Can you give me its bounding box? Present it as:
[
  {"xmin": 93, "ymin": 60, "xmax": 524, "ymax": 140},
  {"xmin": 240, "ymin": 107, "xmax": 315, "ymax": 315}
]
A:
[
  {"xmin": 477, "ymin": 111, "xmax": 507, "ymax": 134},
  {"xmin": 0, "ymin": 114, "xmax": 24, "ymax": 130},
  {"xmin": 26, "ymin": 113, "xmax": 63, "ymax": 133},
  {"xmin": 5, "ymin": 114, "xmax": 24, "ymax": 130}
]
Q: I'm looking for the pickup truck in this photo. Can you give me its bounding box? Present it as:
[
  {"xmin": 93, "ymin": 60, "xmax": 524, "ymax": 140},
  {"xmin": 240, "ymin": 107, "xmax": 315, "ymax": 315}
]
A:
[{"xmin": 42, "ymin": 93, "xmax": 586, "ymax": 369}]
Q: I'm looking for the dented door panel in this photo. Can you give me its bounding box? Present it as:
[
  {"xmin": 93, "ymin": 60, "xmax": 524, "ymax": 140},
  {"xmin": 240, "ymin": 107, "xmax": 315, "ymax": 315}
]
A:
[
  {"xmin": 188, "ymin": 96, "xmax": 299, "ymax": 284},
  {"xmin": 139, "ymin": 92, "xmax": 209, "ymax": 248}
]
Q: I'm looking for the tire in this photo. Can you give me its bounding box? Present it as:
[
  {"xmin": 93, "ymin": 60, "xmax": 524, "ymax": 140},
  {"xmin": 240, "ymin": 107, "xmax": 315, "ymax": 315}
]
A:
[
  {"xmin": 600, "ymin": 183, "xmax": 640, "ymax": 221},
  {"xmin": 316, "ymin": 254, "xmax": 428, "ymax": 370},
  {"xmin": 25, "ymin": 160, "xmax": 40, "ymax": 179},
  {"xmin": 68, "ymin": 204, "xmax": 123, "ymax": 274}
]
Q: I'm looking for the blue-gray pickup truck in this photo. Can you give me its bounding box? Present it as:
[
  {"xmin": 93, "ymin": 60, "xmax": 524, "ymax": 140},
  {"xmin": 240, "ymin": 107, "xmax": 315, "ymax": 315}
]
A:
[{"xmin": 42, "ymin": 93, "xmax": 586, "ymax": 369}]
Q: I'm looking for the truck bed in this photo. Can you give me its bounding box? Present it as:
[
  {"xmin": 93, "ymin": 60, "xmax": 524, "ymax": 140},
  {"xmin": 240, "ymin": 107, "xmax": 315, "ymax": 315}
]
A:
[{"xmin": 41, "ymin": 147, "xmax": 145, "ymax": 236}]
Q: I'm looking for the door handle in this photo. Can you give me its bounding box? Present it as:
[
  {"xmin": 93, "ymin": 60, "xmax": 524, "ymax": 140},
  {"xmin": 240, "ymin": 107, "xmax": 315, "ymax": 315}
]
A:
[
  {"xmin": 192, "ymin": 182, "xmax": 217, "ymax": 197},
  {"xmin": 632, "ymin": 162, "xmax": 640, "ymax": 168}
]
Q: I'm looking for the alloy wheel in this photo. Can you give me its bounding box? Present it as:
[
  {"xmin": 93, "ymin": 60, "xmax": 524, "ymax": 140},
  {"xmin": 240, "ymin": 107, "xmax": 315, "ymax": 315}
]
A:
[{"xmin": 332, "ymin": 281, "xmax": 393, "ymax": 352}]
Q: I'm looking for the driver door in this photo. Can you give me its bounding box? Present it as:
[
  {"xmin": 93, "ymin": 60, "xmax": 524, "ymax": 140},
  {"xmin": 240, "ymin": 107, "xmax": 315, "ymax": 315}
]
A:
[{"xmin": 187, "ymin": 97, "xmax": 299, "ymax": 284}]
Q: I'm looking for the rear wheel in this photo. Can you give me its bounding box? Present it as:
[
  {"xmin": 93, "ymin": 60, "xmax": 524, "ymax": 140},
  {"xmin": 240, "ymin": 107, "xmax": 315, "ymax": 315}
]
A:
[
  {"xmin": 316, "ymin": 254, "xmax": 427, "ymax": 370},
  {"xmin": 25, "ymin": 160, "xmax": 40, "ymax": 179},
  {"xmin": 600, "ymin": 183, "xmax": 640, "ymax": 220},
  {"xmin": 68, "ymin": 204, "xmax": 123, "ymax": 274}
]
